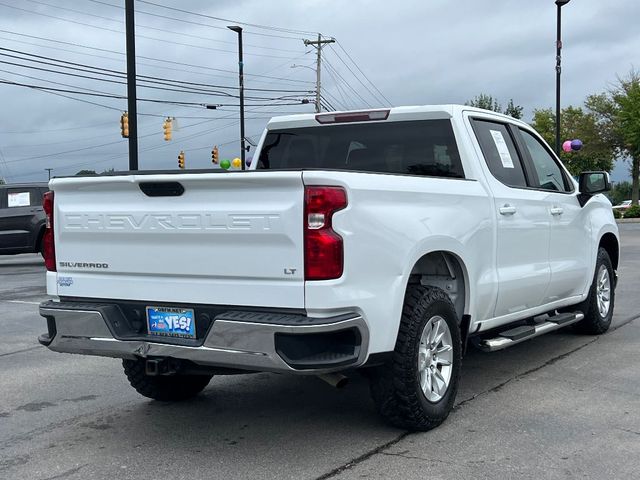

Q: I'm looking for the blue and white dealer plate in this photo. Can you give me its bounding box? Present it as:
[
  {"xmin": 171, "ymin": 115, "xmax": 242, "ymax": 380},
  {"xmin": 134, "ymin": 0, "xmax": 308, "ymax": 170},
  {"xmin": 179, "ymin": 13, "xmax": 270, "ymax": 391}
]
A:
[{"xmin": 146, "ymin": 306, "xmax": 196, "ymax": 339}]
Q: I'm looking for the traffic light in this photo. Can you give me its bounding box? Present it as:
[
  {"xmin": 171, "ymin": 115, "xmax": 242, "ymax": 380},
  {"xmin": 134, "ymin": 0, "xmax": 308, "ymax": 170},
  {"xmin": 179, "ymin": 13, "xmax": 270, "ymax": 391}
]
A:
[
  {"xmin": 178, "ymin": 150, "xmax": 185, "ymax": 169},
  {"xmin": 163, "ymin": 117, "xmax": 173, "ymax": 141},
  {"xmin": 120, "ymin": 112, "xmax": 129, "ymax": 138},
  {"xmin": 212, "ymin": 145, "xmax": 219, "ymax": 164}
]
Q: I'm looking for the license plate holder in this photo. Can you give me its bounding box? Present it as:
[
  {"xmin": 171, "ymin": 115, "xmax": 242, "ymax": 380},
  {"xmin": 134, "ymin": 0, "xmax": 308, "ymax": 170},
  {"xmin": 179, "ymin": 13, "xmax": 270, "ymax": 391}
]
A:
[{"xmin": 146, "ymin": 306, "xmax": 196, "ymax": 339}]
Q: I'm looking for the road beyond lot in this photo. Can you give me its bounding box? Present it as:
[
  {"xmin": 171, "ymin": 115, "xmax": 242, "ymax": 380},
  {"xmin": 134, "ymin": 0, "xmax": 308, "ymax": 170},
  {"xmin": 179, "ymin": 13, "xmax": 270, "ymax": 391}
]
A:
[{"xmin": 1, "ymin": 225, "xmax": 639, "ymax": 480}]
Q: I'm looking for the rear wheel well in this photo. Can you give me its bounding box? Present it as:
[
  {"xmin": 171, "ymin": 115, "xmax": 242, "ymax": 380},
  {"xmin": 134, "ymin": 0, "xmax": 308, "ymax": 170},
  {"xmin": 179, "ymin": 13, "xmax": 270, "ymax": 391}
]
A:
[
  {"xmin": 599, "ymin": 233, "xmax": 619, "ymax": 270},
  {"xmin": 408, "ymin": 251, "xmax": 467, "ymax": 322},
  {"xmin": 35, "ymin": 226, "xmax": 46, "ymax": 254}
]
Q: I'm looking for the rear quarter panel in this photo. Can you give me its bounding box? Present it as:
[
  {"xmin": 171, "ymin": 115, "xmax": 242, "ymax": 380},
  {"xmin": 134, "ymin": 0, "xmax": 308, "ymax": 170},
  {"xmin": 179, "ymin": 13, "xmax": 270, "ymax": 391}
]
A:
[{"xmin": 302, "ymin": 170, "xmax": 495, "ymax": 354}]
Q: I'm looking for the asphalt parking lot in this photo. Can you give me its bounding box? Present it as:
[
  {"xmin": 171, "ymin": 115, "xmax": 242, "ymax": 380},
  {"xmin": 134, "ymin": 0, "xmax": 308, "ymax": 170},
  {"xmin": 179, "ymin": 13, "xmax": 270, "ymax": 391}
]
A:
[{"xmin": 1, "ymin": 224, "xmax": 639, "ymax": 480}]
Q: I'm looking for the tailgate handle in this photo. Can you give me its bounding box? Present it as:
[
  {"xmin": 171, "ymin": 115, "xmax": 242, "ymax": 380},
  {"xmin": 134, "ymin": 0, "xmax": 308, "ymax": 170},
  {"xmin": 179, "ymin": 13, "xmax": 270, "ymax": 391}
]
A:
[{"xmin": 139, "ymin": 182, "xmax": 184, "ymax": 197}]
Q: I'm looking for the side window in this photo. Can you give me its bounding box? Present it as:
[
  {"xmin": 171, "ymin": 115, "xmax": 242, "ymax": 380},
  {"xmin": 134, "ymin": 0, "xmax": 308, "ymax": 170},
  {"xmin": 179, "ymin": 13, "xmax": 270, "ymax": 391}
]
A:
[
  {"xmin": 472, "ymin": 120, "xmax": 527, "ymax": 188},
  {"xmin": 519, "ymin": 129, "xmax": 571, "ymax": 192},
  {"xmin": 7, "ymin": 189, "xmax": 32, "ymax": 208}
]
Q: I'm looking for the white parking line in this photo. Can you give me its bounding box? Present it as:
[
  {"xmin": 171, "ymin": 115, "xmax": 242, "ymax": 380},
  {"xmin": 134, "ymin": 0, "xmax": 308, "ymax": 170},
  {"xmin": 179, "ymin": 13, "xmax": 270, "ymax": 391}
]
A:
[{"xmin": 5, "ymin": 300, "xmax": 41, "ymax": 305}]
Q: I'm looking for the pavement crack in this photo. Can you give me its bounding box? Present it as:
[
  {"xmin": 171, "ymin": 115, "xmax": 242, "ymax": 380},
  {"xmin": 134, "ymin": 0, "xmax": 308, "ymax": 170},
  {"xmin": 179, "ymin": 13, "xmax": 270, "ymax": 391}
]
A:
[
  {"xmin": 617, "ymin": 427, "xmax": 640, "ymax": 436},
  {"xmin": 313, "ymin": 432, "xmax": 409, "ymax": 480},
  {"xmin": 0, "ymin": 346, "xmax": 42, "ymax": 358},
  {"xmin": 39, "ymin": 464, "xmax": 88, "ymax": 480},
  {"xmin": 380, "ymin": 450, "xmax": 452, "ymax": 465}
]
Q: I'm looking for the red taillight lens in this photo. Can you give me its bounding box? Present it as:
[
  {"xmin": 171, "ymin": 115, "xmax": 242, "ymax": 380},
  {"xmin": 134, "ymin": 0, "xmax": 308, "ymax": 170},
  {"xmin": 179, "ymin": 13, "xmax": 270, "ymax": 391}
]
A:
[
  {"xmin": 304, "ymin": 186, "xmax": 347, "ymax": 281},
  {"xmin": 42, "ymin": 191, "xmax": 56, "ymax": 272}
]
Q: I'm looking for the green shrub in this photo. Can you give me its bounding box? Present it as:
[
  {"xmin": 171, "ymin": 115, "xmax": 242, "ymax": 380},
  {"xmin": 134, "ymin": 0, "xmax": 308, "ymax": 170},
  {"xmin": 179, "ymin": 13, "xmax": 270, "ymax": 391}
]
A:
[
  {"xmin": 624, "ymin": 204, "xmax": 640, "ymax": 218},
  {"xmin": 612, "ymin": 208, "xmax": 623, "ymax": 219}
]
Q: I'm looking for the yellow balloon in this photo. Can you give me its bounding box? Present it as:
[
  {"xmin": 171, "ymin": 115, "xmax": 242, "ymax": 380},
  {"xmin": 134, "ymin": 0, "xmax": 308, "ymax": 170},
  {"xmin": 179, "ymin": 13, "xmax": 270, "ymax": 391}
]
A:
[{"xmin": 231, "ymin": 157, "xmax": 242, "ymax": 168}]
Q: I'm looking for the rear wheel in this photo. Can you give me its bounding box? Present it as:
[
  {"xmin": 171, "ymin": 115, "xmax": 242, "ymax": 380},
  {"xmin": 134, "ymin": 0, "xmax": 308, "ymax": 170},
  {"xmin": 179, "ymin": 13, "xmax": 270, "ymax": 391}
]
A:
[
  {"xmin": 369, "ymin": 285, "xmax": 461, "ymax": 431},
  {"xmin": 573, "ymin": 247, "xmax": 615, "ymax": 335},
  {"xmin": 123, "ymin": 359, "xmax": 213, "ymax": 401}
]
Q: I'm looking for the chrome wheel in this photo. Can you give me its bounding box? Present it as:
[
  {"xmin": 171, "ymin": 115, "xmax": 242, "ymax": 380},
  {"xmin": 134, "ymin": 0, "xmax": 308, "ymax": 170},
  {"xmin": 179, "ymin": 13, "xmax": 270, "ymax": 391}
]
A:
[
  {"xmin": 418, "ymin": 315, "xmax": 453, "ymax": 402},
  {"xmin": 596, "ymin": 265, "xmax": 611, "ymax": 318}
]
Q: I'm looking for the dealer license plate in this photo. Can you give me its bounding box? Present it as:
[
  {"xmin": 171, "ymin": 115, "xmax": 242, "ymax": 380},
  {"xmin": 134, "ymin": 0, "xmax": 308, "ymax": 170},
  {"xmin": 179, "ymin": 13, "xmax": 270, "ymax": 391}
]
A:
[{"xmin": 146, "ymin": 306, "xmax": 196, "ymax": 339}]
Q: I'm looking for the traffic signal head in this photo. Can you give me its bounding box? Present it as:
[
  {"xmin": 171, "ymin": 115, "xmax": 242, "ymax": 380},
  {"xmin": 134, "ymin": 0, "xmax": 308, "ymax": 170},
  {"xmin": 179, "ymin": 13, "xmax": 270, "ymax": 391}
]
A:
[
  {"xmin": 178, "ymin": 150, "xmax": 185, "ymax": 169},
  {"xmin": 120, "ymin": 112, "xmax": 129, "ymax": 138},
  {"xmin": 163, "ymin": 117, "xmax": 173, "ymax": 141},
  {"xmin": 212, "ymin": 145, "xmax": 219, "ymax": 164}
]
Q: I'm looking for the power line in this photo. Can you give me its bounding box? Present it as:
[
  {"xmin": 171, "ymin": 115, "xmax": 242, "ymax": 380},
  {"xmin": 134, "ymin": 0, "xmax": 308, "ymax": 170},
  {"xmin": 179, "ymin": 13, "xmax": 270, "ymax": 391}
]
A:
[
  {"xmin": 0, "ymin": 29, "xmax": 315, "ymax": 86},
  {"xmin": 334, "ymin": 42, "xmax": 392, "ymax": 107},
  {"xmin": 23, "ymin": 0, "xmax": 302, "ymax": 55},
  {"xmin": 327, "ymin": 45, "xmax": 386, "ymax": 107},
  {"xmin": 323, "ymin": 58, "xmax": 372, "ymax": 108},
  {"xmin": 0, "ymin": 2, "xmax": 298, "ymax": 60},
  {"xmin": 0, "ymin": 47, "xmax": 313, "ymax": 93}
]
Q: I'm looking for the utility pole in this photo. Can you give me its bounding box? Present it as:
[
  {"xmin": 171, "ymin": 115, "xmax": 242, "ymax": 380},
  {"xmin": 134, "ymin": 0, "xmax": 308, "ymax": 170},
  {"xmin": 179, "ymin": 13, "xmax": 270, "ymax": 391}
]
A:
[
  {"xmin": 125, "ymin": 0, "xmax": 139, "ymax": 171},
  {"xmin": 45, "ymin": 168, "xmax": 52, "ymax": 180},
  {"xmin": 228, "ymin": 26, "xmax": 246, "ymax": 170},
  {"xmin": 555, "ymin": 0, "xmax": 571, "ymax": 155},
  {"xmin": 303, "ymin": 34, "xmax": 335, "ymax": 113}
]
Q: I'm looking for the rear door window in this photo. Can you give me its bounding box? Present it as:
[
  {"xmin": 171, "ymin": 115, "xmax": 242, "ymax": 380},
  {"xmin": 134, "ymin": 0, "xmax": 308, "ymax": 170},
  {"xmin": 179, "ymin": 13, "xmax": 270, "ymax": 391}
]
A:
[
  {"xmin": 258, "ymin": 119, "xmax": 465, "ymax": 179},
  {"xmin": 471, "ymin": 120, "xmax": 528, "ymax": 188}
]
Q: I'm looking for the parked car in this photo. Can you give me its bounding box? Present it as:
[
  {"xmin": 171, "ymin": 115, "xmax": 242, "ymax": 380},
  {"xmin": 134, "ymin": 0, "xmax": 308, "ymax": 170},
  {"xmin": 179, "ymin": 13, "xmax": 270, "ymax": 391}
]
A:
[
  {"xmin": 0, "ymin": 183, "xmax": 49, "ymax": 255},
  {"xmin": 37, "ymin": 105, "xmax": 618, "ymax": 431},
  {"xmin": 612, "ymin": 200, "xmax": 631, "ymax": 213}
]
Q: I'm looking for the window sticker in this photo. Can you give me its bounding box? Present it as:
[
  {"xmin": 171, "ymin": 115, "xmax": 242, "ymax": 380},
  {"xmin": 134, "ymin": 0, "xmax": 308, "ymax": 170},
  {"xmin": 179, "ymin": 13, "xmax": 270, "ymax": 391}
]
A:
[
  {"xmin": 8, "ymin": 191, "xmax": 30, "ymax": 207},
  {"xmin": 489, "ymin": 130, "xmax": 515, "ymax": 169}
]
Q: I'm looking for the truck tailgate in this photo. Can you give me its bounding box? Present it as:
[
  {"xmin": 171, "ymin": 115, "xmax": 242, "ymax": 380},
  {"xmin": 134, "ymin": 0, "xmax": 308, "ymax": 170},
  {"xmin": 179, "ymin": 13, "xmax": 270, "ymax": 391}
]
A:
[{"xmin": 50, "ymin": 171, "xmax": 305, "ymax": 309}]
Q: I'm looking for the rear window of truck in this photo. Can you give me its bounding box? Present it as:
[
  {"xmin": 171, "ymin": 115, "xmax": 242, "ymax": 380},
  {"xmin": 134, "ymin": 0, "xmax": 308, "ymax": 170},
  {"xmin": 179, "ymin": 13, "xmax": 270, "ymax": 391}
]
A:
[{"xmin": 257, "ymin": 119, "xmax": 465, "ymax": 179}]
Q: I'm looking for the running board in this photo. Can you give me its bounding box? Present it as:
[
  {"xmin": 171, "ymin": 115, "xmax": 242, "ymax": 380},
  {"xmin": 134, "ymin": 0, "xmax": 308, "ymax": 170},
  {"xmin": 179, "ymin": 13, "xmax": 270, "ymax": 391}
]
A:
[{"xmin": 479, "ymin": 312, "xmax": 584, "ymax": 352}]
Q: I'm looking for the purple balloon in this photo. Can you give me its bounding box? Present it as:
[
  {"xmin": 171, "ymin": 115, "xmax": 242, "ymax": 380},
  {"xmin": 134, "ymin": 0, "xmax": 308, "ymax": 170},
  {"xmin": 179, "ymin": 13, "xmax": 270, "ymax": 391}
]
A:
[
  {"xmin": 571, "ymin": 139, "xmax": 583, "ymax": 151},
  {"xmin": 562, "ymin": 140, "xmax": 572, "ymax": 153}
]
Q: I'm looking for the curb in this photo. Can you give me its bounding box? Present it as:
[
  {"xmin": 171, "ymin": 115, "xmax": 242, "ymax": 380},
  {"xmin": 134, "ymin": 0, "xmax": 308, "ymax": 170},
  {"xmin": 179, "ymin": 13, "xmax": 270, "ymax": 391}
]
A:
[{"xmin": 616, "ymin": 218, "xmax": 640, "ymax": 224}]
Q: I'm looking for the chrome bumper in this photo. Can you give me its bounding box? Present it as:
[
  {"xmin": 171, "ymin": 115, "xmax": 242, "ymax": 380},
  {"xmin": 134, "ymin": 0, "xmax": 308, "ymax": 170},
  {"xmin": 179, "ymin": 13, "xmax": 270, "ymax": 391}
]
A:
[{"xmin": 38, "ymin": 301, "xmax": 368, "ymax": 374}]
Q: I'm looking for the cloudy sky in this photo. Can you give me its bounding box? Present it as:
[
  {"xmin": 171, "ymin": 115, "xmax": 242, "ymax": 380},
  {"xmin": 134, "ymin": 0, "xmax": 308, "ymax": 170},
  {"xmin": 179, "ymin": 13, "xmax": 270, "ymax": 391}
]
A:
[{"xmin": 0, "ymin": 0, "xmax": 638, "ymax": 183}]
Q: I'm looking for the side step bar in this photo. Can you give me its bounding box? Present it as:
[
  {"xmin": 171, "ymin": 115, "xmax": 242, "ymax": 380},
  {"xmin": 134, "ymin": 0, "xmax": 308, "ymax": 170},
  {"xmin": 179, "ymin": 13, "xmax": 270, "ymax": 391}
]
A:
[{"xmin": 479, "ymin": 312, "xmax": 584, "ymax": 352}]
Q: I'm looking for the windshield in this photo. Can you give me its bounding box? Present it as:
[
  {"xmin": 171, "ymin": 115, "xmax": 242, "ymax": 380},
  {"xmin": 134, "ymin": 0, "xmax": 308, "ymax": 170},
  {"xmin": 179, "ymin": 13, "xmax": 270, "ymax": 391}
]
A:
[{"xmin": 257, "ymin": 119, "xmax": 464, "ymax": 179}]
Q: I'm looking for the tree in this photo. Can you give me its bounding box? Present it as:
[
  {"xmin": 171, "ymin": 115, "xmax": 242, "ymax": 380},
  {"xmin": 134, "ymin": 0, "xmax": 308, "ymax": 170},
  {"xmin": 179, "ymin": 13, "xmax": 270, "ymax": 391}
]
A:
[
  {"xmin": 465, "ymin": 94, "xmax": 523, "ymax": 119},
  {"xmin": 609, "ymin": 181, "xmax": 632, "ymax": 205},
  {"xmin": 531, "ymin": 106, "xmax": 616, "ymax": 176},
  {"xmin": 75, "ymin": 170, "xmax": 96, "ymax": 175},
  {"xmin": 0, "ymin": 177, "xmax": 5, "ymax": 185},
  {"xmin": 586, "ymin": 70, "xmax": 640, "ymax": 205}
]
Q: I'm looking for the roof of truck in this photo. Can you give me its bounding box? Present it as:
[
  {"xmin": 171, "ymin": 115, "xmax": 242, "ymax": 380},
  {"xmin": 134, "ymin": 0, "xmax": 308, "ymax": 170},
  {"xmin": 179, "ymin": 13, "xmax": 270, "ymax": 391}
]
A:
[
  {"xmin": 0, "ymin": 182, "xmax": 49, "ymax": 188},
  {"xmin": 267, "ymin": 104, "xmax": 526, "ymax": 130}
]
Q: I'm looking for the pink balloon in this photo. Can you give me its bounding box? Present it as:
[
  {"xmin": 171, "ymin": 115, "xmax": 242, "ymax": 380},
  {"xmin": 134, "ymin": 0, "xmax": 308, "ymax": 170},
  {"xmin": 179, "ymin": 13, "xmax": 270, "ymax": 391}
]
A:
[{"xmin": 562, "ymin": 140, "xmax": 573, "ymax": 152}]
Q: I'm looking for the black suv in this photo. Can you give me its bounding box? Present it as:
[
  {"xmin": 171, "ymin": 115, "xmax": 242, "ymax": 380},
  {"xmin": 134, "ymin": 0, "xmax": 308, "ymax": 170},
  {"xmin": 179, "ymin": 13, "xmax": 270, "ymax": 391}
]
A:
[{"xmin": 0, "ymin": 183, "xmax": 49, "ymax": 255}]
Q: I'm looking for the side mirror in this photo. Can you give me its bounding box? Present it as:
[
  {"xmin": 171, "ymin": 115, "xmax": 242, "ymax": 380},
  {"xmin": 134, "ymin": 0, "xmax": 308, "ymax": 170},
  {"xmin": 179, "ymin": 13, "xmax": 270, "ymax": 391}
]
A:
[{"xmin": 579, "ymin": 171, "xmax": 611, "ymax": 195}]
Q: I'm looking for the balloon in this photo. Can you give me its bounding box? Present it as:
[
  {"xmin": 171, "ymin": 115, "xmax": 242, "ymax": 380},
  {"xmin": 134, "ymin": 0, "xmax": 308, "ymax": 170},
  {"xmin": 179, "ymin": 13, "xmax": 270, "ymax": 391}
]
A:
[
  {"xmin": 231, "ymin": 157, "xmax": 242, "ymax": 168},
  {"xmin": 571, "ymin": 139, "xmax": 583, "ymax": 151},
  {"xmin": 220, "ymin": 159, "xmax": 231, "ymax": 170},
  {"xmin": 562, "ymin": 140, "xmax": 573, "ymax": 153}
]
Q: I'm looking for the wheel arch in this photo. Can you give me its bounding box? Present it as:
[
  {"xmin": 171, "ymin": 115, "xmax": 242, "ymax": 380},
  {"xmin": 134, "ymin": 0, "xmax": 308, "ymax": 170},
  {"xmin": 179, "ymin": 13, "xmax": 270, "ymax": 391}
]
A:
[
  {"xmin": 599, "ymin": 232, "xmax": 619, "ymax": 270},
  {"xmin": 407, "ymin": 250, "xmax": 470, "ymax": 323}
]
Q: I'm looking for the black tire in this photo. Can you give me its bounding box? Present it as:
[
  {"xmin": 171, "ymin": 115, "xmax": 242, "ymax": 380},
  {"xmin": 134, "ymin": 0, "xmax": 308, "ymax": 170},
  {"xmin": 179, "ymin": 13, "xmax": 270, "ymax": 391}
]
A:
[
  {"xmin": 369, "ymin": 285, "xmax": 462, "ymax": 431},
  {"xmin": 122, "ymin": 359, "xmax": 213, "ymax": 401},
  {"xmin": 573, "ymin": 247, "xmax": 615, "ymax": 335}
]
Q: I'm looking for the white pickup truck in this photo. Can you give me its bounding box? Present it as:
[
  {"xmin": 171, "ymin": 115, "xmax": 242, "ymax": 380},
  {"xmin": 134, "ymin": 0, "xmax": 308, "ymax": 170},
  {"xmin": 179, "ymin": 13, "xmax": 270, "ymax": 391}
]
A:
[{"xmin": 38, "ymin": 105, "xmax": 619, "ymax": 431}]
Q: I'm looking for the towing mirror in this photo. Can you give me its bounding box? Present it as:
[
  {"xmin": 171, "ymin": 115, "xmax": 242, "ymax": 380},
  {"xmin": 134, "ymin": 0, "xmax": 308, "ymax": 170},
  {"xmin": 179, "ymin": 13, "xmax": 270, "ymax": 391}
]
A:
[{"xmin": 579, "ymin": 171, "xmax": 611, "ymax": 195}]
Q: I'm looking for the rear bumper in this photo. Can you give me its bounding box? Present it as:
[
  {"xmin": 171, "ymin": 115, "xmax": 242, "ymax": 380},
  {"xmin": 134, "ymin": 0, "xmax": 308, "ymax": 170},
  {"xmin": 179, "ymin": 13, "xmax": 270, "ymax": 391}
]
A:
[{"xmin": 38, "ymin": 301, "xmax": 369, "ymax": 374}]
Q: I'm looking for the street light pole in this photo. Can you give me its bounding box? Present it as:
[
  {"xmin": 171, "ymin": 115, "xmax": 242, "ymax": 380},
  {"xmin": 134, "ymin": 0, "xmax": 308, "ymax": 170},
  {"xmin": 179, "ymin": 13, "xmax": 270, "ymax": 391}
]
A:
[
  {"xmin": 45, "ymin": 168, "xmax": 52, "ymax": 180},
  {"xmin": 124, "ymin": 0, "xmax": 139, "ymax": 171},
  {"xmin": 227, "ymin": 26, "xmax": 245, "ymax": 170},
  {"xmin": 555, "ymin": 0, "xmax": 571, "ymax": 155}
]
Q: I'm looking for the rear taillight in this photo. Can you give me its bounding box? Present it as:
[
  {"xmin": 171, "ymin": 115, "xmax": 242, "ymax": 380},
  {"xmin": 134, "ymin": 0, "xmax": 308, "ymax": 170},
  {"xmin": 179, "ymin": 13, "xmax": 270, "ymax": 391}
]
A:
[
  {"xmin": 304, "ymin": 186, "xmax": 347, "ymax": 281},
  {"xmin": 42, "ymin": 191, "xmax": 56, "ymax": 272}
]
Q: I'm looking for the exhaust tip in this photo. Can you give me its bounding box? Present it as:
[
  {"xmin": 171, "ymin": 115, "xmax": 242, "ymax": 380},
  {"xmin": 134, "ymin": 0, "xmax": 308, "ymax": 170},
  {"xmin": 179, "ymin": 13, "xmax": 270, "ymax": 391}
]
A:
[{"xmin": 318, "ymin": 373, "xmax": 349, "ymax": 389}]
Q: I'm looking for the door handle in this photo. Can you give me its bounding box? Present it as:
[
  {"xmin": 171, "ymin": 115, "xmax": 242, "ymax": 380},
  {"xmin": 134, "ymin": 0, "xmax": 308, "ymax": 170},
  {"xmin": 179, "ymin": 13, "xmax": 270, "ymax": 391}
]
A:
[
  {"xmin": 499, "ymin": 205, "xmax": 517, "ymax": 215},
  {"xmin": 550, "ymin": 207, "xmax": 564, "ymax": 216}
]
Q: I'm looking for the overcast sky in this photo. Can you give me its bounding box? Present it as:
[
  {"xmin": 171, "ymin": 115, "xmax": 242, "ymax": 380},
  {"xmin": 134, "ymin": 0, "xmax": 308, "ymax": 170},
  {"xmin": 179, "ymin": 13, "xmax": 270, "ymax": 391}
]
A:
[{"xmin": 0, "ymin": 0, "xmax": 638, "ymax": 183}]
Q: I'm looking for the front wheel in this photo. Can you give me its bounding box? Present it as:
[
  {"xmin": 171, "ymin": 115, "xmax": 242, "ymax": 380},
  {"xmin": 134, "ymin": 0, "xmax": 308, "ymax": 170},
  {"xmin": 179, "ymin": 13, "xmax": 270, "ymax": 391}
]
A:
[
  {"xmin": 573, "ymin": 247, "xmax": 615, "ymax": 335},
  {"xmin": 369, "ymin": 285, "xmax": 462, "ymax": 431},
  {"xmin": 123, "ymin": 359, "xmax": 213, "ymax": 401}
]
